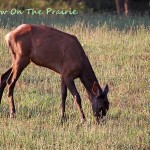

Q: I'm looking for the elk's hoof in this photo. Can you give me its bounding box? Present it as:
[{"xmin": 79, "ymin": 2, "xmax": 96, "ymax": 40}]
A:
[
  {"xmin": 81, "ymin": 118, "xmax": 86, "ymax": 124},
  {"xmin": 61, "ymin": 115, "xmax": 67, "ymax": 123},
  {"xmin": 10, "ymin": 113, "xmax": 15, "ymax": 119}
]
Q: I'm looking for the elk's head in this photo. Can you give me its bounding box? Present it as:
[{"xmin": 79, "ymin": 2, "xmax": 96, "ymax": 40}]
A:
[{"xmin": 92, "ymin": 82, "xmax": 109, "ymax": 123}]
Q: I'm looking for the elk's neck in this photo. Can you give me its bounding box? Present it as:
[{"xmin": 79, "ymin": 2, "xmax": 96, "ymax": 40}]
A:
[{"xmin": 80, "ymin": 59, "xmax": 102, "ymax": 102}]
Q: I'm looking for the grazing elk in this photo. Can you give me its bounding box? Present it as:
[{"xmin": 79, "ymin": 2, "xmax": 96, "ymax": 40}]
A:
[{"xmin": 0, "ymin": 24, "xmax": 109, "ymax": 123}]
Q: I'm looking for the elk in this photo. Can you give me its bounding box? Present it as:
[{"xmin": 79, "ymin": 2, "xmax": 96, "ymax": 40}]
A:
[{"xmin": 0, "ymin": 24, "xmax": 109, "ymax": 123}]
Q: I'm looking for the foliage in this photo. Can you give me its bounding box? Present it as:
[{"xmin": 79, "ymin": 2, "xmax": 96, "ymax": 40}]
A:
[
  {"xmin": 0, "ymin": 0, "xmax": 149, "ymax": 13},
  {"xmin": 0, "ymin": 0, "xmax": 85, "ymax": 10}
]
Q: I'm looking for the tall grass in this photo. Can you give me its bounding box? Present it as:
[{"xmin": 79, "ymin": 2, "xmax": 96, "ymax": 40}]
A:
[{"xmin": 0, "ymin": 14, "xmax": 149, "ymax": 149}]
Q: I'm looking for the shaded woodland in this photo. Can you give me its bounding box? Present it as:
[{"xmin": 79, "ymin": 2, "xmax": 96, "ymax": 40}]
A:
[{"xmin": 0, "ymin": 0, "xmax": 150, "ymax": 15}]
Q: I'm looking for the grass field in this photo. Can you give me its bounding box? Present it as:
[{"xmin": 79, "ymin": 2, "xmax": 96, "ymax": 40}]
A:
[{"xmin": 0, "ymin": 14, "xmax": 149, "ymax": 150}]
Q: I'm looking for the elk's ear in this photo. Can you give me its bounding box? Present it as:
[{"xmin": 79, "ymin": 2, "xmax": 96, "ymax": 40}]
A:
[
  {"xmin": 92, "ymin": 82, "xmax": 100, "ymax": 96},
  {"xmin": 104, "ymin": 84, "xmax": 109, "ymax": 95}
]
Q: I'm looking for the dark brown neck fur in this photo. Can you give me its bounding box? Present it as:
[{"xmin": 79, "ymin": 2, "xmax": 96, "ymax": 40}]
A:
[{"xmin": 80, "ymin": 55, "xmax": 102, "ymax": 101}]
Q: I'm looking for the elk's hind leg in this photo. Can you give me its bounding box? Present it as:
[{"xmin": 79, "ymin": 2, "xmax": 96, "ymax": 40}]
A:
[
  {"xmin": 61, "ymin": 78, "xmax": 67, "ymax": 120},
  {"xmin": 0, "ymin": 67, "xmax": 12, "ymax": 103},
  {"xmin": 7, "ymin": 58, "xmax": 30, "ymax": 118}
]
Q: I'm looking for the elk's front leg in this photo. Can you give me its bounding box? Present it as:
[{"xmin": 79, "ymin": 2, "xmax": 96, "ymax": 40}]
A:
[
  {"xmin": 61, "ymin": 79, "xmax": 67, "ymax": 120},
  {"xmin": 65, "ymin": 79, "xmax": 86, "ymax": 123}
]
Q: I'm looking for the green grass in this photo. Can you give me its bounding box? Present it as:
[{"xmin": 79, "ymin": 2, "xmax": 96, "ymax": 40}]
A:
[{"xmin": 0, "ymin": 14, "xmax": 149, "ymax": 150}]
